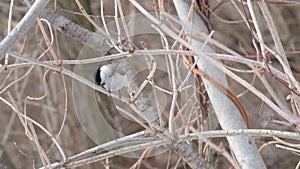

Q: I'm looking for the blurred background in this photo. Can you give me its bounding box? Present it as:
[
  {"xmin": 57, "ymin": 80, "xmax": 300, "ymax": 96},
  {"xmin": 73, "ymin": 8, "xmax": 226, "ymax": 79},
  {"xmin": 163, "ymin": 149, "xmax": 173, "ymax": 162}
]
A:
[{"xmin": 0, "ymin": 0, "xmax": 300, "ymax": 168}]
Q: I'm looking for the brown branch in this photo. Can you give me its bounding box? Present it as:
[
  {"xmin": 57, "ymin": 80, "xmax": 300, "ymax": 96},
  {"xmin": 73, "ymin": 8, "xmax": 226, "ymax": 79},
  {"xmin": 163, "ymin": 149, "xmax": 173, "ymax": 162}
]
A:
[{"xmin": 182, "ymin": 54, "xmax": 250, "ymax": 128}]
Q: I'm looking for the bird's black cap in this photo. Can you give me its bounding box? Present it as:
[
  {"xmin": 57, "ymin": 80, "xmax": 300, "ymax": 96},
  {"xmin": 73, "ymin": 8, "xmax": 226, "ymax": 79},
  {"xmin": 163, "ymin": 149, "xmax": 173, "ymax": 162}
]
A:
[{"xmin": 95, "ymin": 67, "xmax": 101, "ymax": 85}]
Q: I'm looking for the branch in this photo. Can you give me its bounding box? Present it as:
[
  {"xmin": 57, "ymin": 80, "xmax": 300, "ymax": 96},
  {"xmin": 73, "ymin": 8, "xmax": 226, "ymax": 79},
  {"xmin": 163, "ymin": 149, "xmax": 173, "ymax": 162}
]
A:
[
  {"xmin": 173, "ymin": 0, "xmax": 267, "ymax": 168},
  {"xmin": 38, "ymin": 6, "xmax": 211, "ymax": 169},
  {"xmin": 40, "ymin": 8, "xmax": 112, "ymax": 52},
  {"xmin": 0, "ymin": 0, "xmax": 51, "ymax": 59}
]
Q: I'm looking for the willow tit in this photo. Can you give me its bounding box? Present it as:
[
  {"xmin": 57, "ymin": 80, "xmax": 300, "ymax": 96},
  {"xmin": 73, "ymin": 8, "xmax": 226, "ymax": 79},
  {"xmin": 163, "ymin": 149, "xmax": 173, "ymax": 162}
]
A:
[{"xmin": 95, "ymin": 64, "xmax": 127, "ymax": 92}]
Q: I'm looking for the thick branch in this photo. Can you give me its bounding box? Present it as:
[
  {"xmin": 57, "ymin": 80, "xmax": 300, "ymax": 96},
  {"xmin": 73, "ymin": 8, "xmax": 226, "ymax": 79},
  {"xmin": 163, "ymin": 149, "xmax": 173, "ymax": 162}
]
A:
[
  {"xmin": 173, "ymin": 0, "xmax": 267, "ymax": 168},
  {"xmin": 40, "ymin": 8, "xmax": 111, "ymax": 52},
  {"xmin": 0, "ymin": 0, "xmax": 51, "ymax": 59}
]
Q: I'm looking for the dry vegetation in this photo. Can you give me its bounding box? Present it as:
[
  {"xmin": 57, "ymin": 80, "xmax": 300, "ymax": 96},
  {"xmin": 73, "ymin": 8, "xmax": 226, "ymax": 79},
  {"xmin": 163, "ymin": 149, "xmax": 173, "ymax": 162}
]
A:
[{"xmin": 1, "ymin": 0, "xmax": 300, "ymax": 169}]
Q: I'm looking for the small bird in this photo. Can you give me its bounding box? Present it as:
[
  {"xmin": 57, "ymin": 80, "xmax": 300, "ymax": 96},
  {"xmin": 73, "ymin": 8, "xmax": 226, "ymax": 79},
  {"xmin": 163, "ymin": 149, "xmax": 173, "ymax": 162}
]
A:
[{"xmin": 95, "ymin": 63, "xmax": 127, "ymax": 92}]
